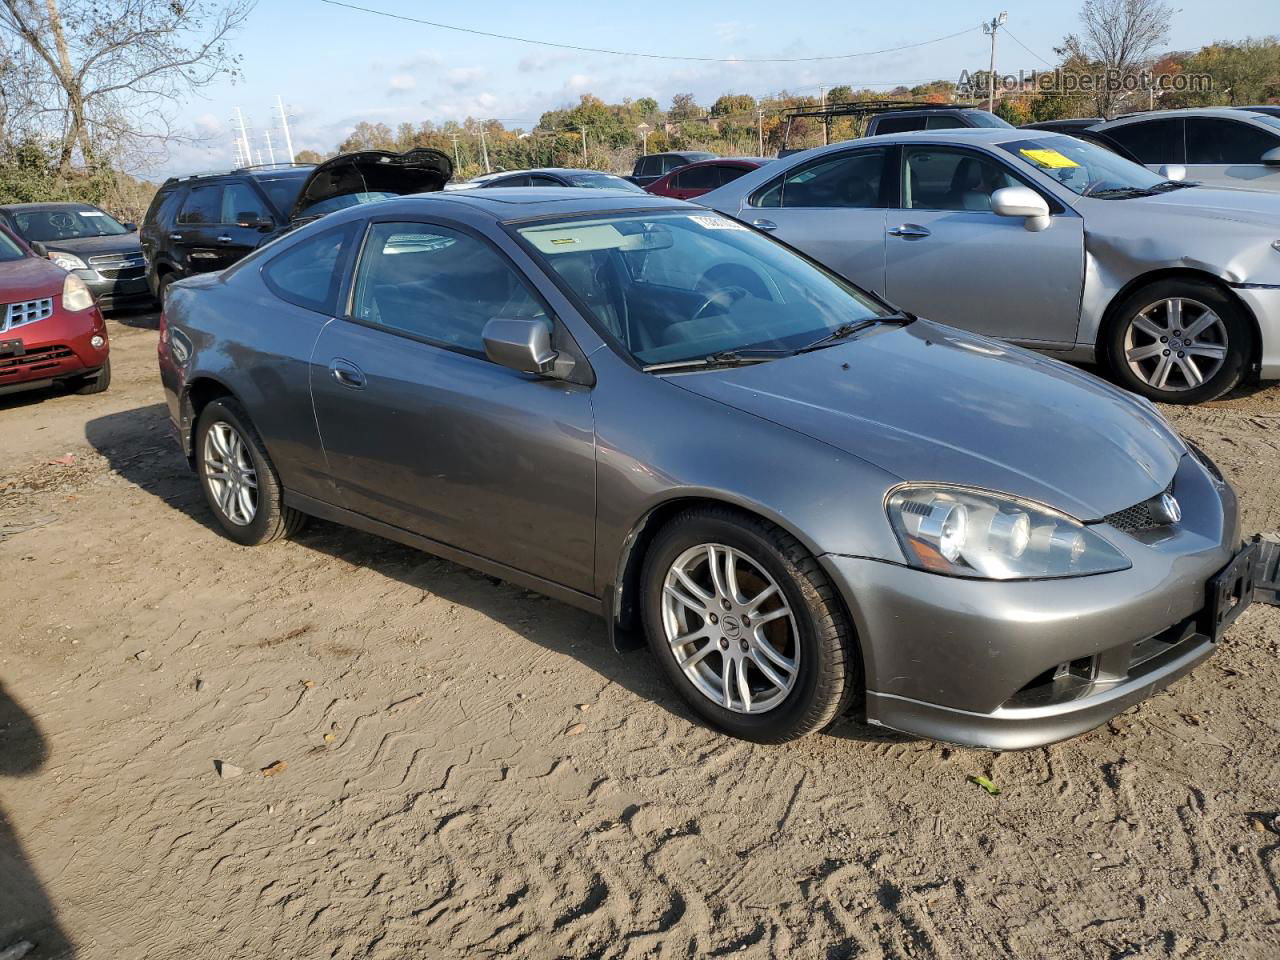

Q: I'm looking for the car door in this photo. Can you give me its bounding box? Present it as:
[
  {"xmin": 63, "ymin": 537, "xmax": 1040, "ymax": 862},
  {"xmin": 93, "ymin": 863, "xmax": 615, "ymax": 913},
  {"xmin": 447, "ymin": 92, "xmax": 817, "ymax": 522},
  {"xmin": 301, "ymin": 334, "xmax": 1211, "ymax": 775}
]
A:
[
  {"xmin": 739, "ymin": 146, "xmax": 890, "ymax": 295},
  {"xmin": 170, "ymin": 182, "xmax": 226, "ymax": 275},
  {"xmin": 1102, "ymin": 117, "xmax": 1185, "ymax": 174},
  {"xmin": 882, "ymin": 144, "xmax": 1084, "ymax": 345},
  {"xmin": 211, "ymin": 179, "xmax": 275, "ymax": 266},
  {"xmin": 309, "ymin": 217, "xmax": 597, "ymax": 593},
  {"xmin": 668, "ymin": 164, "xmax": 721, "ymax": 200},
  {"xmin": 1183, "ymin": 116, "xmax": 1280, "ymax": 190}
]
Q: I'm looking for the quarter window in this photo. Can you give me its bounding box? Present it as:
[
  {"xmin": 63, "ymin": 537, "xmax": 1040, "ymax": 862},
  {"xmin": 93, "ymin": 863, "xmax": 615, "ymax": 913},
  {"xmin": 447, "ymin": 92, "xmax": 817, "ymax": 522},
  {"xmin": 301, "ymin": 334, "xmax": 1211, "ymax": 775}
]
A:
[
  {"xmin": 719, "ymin": 165, "xmax": 751, "ymax": 184},
  {"xmin": 221, "ymin": 181, "xmax": 269, "ymax": 224},
  {"xmin": 902, "ymin": 147, "xmax": 1019, "ymax": 211},
  {"xmin": 350, "ymin": 222, "xmax": 548, "ymax": 354},
  {"xmin": 925, "ymin": 115, "xmax": 966, "ymax": 130},
  {"xmin": 1185, "ymin": 118, "xmax": 1280, "ymax": 164},
  {"xmin": 1106, "ymin": 118, "xmax": 1184, "ymax": 164},
  {"xmin": 755, "ymin": 149, "xmax": 886, "ymax": 208},
  {"xmin": 673, "ymin": 165, "xmax": 721, "ymax": 189},
  {"xmin": 874, "ymin": 115, "xmax": 927, "ymax": 134},
  {"xmin": 262, "ymin": 224, "xmax": 352, "ymax": 315}
]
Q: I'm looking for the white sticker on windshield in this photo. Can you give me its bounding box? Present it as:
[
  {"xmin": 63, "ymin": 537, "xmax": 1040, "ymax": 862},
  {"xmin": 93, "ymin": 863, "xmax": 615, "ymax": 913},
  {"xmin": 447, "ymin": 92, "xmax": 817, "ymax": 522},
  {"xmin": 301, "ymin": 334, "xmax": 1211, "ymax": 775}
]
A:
[
  {"xmin": 81, "ymin": 211, "xmax": 107, "ymax": 216},
  {"xmin": 689, "ymin": 215, "xmax": 747, "ymax": 231}
]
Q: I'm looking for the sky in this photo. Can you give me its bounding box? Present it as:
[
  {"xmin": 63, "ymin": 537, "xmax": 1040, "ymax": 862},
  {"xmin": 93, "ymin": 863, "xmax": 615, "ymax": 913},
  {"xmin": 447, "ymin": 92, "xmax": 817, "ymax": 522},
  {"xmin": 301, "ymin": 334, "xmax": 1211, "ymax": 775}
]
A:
[{"xmin": 163, "ymin": 0, "xmax": 1277, "ymax": 176}]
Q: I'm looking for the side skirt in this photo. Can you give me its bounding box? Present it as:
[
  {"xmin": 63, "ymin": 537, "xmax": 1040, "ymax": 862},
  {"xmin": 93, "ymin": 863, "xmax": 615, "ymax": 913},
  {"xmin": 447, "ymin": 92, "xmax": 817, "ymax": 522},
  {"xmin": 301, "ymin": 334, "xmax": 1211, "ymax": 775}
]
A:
[{"xmin": 285, "ymin": 491, "xmax": 606, "ymax": 618}]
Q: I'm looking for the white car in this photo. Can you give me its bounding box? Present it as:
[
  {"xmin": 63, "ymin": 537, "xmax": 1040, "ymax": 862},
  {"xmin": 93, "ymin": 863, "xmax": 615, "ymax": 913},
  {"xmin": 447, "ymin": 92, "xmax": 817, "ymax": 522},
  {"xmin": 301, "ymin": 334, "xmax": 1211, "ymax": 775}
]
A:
[{"xmin": 1092, "ymin": 108, "xmax": 1280, "ymax": 192}]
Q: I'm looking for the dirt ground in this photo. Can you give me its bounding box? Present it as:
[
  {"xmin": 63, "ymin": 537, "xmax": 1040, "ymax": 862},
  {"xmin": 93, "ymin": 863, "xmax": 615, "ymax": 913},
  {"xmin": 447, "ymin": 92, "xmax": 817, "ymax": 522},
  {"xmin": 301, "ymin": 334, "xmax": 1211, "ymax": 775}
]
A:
[{"xmin": 1, "ymin": 313, "xmax": 1278, "ymax": 960}]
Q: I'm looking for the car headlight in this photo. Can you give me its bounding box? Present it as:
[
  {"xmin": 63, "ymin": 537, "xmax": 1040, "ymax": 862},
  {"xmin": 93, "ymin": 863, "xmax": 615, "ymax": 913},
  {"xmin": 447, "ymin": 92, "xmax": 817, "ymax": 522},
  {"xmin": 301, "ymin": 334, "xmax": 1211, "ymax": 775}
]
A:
[
  {"xmin": 886, "ymin": 485, "xmax": 1131, "ymax": 580},
  {"xmin": 62, "ymin": 273, "xmax": 95, "ymax": 312},
  {"xmin": 49, "ymin": 251, "xmax": 88, "ymax": 271}
]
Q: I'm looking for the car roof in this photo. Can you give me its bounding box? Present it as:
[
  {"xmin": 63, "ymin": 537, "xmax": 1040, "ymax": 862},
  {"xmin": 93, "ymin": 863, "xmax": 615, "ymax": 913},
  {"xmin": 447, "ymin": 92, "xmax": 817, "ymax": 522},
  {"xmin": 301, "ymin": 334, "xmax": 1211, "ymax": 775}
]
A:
[
  {"xmin": 331, "ymin": 187, "xmax": 688, "ymax": 224},
  {"xmin": 0, "ymin": 201, "xmax": 104, "ymax": 212},
  {"xmin": 1099, "ymin": 107, "xmax": 1271, "ymax": 125},
  {"xmin": 791, "ymin": 129, "xmax": 1032, "ymax": 157}
]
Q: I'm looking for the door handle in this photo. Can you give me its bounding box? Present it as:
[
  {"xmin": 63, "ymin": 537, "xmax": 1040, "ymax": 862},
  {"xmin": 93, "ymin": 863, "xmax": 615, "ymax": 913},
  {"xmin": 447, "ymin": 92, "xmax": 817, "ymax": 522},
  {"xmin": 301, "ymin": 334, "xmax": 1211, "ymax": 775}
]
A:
[
  {"xmin": 216, "ymin": 235, "xmax": 233, "ymax": 244},
  {"xmin": 329, "ymin": 358, "xmax": 366, "ymax": 390},
  {"xmin": 888, "ymin": 224, "xmax": 931, "ymax": 239},
  {"xmin": 751, "ymin": 218, "xmax": 778, "ymax": 232},
  {"xmin": 169, "ymin": 233, "xmax": 183, "ymax": 241}
]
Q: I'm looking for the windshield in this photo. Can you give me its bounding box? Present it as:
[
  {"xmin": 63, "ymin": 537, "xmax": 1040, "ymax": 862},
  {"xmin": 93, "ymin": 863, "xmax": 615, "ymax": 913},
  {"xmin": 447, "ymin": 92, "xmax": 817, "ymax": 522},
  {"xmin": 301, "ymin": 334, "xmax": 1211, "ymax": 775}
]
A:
[
  {"xmin": 0, "ymin": 230, "xmax": 25, "ymax": 262},
  {"xmin": 1000, "ymin": 135, "xmax": 1168, "ymax": 196},
  {"xmin": 517, "ymin": 211, "xmax": 892, "ymax": 367},
  {"xmin": 255, "ymin": 173, "xmax": 310, "ymax": 216},
  {"xmin": 565, "ymin": 173, "xmax": 646, "ymax": 193},
  {"xmin": 13, "ymin": 206, "xmax": 129, "ymax": 241},
  {"xmin": 1251, "ymin": 113, "xmax": 1280, "ymax": 133},
  {"xmin": 967, "ymin": 111, "xmax": 1013, "ymax": 128},
  {"xmin": 302, "ymin": 191, "xmax": 400, "ymax": 217}
]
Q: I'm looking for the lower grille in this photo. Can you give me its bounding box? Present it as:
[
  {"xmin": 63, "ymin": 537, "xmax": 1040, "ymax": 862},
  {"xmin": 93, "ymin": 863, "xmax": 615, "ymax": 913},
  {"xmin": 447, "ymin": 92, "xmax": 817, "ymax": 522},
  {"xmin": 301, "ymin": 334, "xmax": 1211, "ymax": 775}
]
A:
[
  {"xmin": 0, "ymin": 345, "xmax": 75, "ymax": 377},
  {"xmin": 1104, "ymin": 480, "xmax": 1176, "ymax": 533}
]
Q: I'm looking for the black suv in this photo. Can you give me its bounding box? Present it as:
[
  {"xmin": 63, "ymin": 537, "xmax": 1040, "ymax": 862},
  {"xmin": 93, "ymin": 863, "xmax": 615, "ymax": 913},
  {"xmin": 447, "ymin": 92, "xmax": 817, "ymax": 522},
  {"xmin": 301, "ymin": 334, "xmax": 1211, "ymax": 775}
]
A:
[
  {"xmin": 627, "ymin": 151, "xmax": 716, "ymax": 188},
  {"xmin": 141, "ymin": 149, "xmax": 453, "ymax": 300}
]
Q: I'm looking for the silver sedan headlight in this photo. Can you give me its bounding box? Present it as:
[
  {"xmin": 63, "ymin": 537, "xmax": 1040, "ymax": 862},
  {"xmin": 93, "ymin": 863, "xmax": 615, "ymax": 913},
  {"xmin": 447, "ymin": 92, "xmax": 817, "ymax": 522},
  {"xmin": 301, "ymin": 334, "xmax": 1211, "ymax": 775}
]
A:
[{"xmin": 886, "ymin": 485, "xmax": 1130, "ymax": 580}]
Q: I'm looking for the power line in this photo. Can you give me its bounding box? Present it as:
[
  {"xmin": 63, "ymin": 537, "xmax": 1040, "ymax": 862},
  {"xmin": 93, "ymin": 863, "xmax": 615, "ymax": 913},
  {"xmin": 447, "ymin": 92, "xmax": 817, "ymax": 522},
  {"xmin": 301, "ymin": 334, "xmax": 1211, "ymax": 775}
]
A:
[
  {"xmin": 316, "ymin": 0, "xmax": 981, "ymax": 63},
  {"xmin": 1003, "ymin": 28, "xmax": 1054, "ymax": 68}
]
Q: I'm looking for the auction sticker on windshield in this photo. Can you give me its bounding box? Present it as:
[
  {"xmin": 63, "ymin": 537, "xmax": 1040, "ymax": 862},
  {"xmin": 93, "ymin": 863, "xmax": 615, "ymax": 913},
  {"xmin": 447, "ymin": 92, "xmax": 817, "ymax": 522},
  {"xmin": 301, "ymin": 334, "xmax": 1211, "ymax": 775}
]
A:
[
  {"xmin": 1019, "ymin": 148, "xmax": 1080, "ymax": 169},
  {"xmin": 689, "ymin": 215, "xmax": 747, "ymax": 231}
]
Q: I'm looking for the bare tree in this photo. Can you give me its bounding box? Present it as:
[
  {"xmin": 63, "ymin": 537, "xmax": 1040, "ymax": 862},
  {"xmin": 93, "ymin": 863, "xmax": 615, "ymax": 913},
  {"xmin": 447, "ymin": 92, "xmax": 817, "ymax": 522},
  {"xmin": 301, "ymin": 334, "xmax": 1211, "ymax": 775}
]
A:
[
  {"xmin": 0, "ymin": 0, "xmax": 253, "ymax": 173},
  {"xmin": 1062, "ymin": 0, "xmax": 1174, "ymax": 116}
]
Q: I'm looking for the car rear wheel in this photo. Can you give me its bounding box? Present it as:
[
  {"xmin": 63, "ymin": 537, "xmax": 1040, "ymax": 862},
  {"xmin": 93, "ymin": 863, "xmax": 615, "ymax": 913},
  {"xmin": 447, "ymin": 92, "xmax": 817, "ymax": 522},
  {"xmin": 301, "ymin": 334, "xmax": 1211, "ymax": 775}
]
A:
[
  {"xmin": 195, "ymin": 398, "xmax": 305, "ymax": 546},
  {"xmin": 71, "ymin": 359, "xmax": 111, "ymax": 395},
  {"xmin": 641, "ymin": 506, "xmax": 859, "ymax": 742},
  {"xmin": 1106, "ymin": 279, "xmax": 1252, "ymax": 404}
]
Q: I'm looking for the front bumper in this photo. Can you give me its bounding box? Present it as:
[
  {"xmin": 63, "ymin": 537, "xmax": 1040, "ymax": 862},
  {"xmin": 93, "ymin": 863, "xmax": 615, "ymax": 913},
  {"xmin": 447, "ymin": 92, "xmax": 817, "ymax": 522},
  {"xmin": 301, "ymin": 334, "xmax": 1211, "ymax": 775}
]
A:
[
  {"xmin": 821, "ymin": 453, "xmax": 1243, "ymax": 749},
  {"xmin": 0, "ymin": 301, "xmax": 108, "ymax": 394},
  {"xmin": 1232, "ymin": 284, "xmax": 1280, "ymax": 379},
  {"xmin": 76, "ymin": 268, "xmax": 154, "ymax": 311}
]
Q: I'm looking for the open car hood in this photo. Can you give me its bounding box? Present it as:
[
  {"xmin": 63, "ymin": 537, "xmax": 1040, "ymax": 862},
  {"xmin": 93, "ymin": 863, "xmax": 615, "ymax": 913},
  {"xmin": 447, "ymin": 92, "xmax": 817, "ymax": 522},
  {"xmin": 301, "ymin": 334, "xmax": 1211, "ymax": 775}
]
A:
[{"xmin": 288, "ymin": 148, "xmax": 453, "ymax": 221}]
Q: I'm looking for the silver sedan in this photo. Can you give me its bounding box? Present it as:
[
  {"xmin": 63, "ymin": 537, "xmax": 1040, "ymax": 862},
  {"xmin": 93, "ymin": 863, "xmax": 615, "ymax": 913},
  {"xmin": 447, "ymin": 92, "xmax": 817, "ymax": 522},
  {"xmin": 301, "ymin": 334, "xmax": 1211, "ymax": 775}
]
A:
[{"xmin": 701, "ymin": 129, "xmax": 1280, "ymax": 404}]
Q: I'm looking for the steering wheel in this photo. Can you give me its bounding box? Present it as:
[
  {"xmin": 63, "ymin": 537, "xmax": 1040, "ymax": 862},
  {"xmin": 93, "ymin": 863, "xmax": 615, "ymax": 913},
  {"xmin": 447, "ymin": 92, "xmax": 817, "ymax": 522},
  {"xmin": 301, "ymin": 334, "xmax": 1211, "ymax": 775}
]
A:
[
  {"xmin": 691, "ymin": 285, "xmax": 751, "ymax": 323},
  {"xmin": 49, "ymin": 212, "xmax": 75, "ymax": 231}
]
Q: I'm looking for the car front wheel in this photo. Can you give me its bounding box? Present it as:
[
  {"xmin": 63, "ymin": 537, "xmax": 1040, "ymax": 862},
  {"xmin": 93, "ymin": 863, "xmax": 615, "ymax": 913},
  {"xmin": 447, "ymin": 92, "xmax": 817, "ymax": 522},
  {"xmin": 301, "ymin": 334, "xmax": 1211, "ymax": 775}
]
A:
[
  {"xmin": 641, "ymin": 507, "xmax": 859, "ymax": 743},
  {"xmin": 1106, "ymin": 279, "xmax": 1252, "ymax": 404},
  {"xmin": 195, "ymin": 398, "xmax": 305, "ymax": 546}
]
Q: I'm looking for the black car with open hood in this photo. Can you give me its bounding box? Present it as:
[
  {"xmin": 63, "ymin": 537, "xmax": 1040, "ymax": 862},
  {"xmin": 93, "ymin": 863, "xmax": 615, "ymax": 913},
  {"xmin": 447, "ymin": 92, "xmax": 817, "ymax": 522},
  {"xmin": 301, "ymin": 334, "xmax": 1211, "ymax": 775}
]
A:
[{"xmin": 141, "ymin": 148, "xmax": 453, "ymax": 300}]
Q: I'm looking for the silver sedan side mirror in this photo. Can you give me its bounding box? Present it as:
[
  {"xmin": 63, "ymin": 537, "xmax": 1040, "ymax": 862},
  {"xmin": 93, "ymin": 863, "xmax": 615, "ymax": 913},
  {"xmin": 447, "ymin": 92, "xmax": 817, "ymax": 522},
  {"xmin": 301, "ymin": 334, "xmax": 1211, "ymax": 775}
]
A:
[
  {"xmin": 990, "ymin": 186, "xmax": 1051, "ymax": 232},
  {"xmin": 483, "ymin": 318, "xmax": 565, "ymax": 377},
  {"xmin": 1262, "ymin": 146, "xmax": 1280, "ymax": 167},
  {"xmin": 1157, "ymin": 163, "xmax": 1186, "ymax": 181}
]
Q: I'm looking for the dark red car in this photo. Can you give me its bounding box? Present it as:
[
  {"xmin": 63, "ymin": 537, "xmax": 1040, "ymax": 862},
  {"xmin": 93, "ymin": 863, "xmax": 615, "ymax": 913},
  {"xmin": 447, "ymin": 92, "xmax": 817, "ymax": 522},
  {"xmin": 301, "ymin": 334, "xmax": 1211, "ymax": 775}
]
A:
[
  {"xmin": 644, "ymin": 157, "xmax": 772, "ymax": 200},
  {"xmin": 0, "ymin": 224, "xmax": 110, "ymax": 397}
]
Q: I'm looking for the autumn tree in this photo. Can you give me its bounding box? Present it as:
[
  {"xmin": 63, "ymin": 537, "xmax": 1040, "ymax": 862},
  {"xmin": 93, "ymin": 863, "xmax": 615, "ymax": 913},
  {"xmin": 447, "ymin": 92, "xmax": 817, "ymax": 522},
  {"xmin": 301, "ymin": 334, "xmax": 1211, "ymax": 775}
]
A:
[{"xmin": 1062, "ymin": 0, "xmax": 1174, "ymax": 115}]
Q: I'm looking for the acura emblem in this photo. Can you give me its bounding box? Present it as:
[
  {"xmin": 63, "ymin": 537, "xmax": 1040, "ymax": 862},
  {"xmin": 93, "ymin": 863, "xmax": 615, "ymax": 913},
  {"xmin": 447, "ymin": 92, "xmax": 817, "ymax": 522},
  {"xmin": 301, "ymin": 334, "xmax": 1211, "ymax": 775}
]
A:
[{"xmin": 1153, "ymin": 492, "xmax": 1182, "ymax": 525}]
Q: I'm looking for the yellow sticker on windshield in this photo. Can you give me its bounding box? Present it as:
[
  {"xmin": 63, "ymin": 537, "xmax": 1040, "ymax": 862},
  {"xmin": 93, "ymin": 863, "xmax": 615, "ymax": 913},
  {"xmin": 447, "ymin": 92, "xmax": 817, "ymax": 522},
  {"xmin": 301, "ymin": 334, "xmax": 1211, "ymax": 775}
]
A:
[{"xmin": 1019, "ymin": 148, "xmax": 1081, "ymax": 169}]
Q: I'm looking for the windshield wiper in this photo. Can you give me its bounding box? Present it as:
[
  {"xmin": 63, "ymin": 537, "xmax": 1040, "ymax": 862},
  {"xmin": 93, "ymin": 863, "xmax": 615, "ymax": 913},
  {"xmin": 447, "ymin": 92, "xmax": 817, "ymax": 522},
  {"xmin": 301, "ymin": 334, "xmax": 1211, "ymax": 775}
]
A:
[
  {"xmin": 795, "ymin": 313, "xmax": 911, "ymax": 354},
  {"xmin": 1150, "ymin": 179, "xmax": 1197, "ymax": 192},
  {"xmin": 1082, "ymin": 185, "xmax": 1154, "ymax": 199},
  {"xmin": 642, "ymin": 347, "xmax": 792, "ymax": 373}
]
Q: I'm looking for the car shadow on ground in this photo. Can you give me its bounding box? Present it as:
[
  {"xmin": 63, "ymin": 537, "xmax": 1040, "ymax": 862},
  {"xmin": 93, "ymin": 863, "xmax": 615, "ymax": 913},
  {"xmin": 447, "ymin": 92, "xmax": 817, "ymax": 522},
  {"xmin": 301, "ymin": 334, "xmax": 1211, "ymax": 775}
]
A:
[
  {"xmin": 107, "ymin": 307, "xmax": 161, "ymax": 331},
  {"xmin": 85, "ymin": 402, "xmax": 904, "ymax": 747},
  {"xmin": 0, "ymin": 683, "xmax": 74, "ymax": 958}
]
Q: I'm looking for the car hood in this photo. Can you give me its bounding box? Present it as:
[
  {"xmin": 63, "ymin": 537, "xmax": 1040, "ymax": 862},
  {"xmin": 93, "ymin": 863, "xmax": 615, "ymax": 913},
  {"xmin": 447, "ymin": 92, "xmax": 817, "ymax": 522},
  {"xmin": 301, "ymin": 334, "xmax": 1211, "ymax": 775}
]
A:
[
  {"xmin": 0, "ymin": 254, "xmax": 70, "ymax": 299},
  {"xmin": 40, "ymin": 232, "xmax": 141, "ymax": 257},
  {"xmin": 1102, "ymin": 183, "xmax": 1280, "ymax": 227},
  {"xmin": 289, "ymin": 147, "xmax": 453, "ymax": 221},
  {"xmin": 666, "ymin": 320, "xmax": 1184, "ymax": 520}
]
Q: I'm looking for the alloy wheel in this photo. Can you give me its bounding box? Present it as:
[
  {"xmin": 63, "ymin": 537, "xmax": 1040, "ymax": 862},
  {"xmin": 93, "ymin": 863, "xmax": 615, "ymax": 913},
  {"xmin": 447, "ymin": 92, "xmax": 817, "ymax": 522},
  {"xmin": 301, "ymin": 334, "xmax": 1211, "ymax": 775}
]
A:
[
  {"xmin": 202, "ymin": 421, "xmax": 258, "ymax": 526},
  {"xmin": 660, "ymin": 543, "xmax": 799, "ymax": 714},
  {"xmin": 1123, "ymin": 297, "xmax": 1228, "ymax": 393}
]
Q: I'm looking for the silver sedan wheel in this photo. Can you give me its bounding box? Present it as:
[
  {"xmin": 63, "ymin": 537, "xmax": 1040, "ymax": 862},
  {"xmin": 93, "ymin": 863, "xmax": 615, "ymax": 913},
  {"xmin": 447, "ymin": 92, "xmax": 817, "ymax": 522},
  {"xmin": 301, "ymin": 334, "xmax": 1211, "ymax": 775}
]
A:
[
  {"xmin": 1124, "ymin": 297, "xmax": 1228, "ymax": 393},
  {"xmin": 660, "ymin": 543, "xmax": 800, "ymax": 714},
  {"xmin": 202, "ymin": 421, "xmax": 258, "ymax": 526}
]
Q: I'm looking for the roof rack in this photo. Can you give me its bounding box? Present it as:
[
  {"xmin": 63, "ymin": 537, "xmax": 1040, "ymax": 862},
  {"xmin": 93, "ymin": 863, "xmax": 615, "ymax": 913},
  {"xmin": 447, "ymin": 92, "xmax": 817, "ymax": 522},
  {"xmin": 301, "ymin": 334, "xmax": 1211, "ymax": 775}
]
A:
[
  {"xmin": 779, "ymin": 99, "xmax": 986, "ymax": 149},
  {"xmin": 160, "ymin": 161, "xmax": 314, "ymax": 187}
]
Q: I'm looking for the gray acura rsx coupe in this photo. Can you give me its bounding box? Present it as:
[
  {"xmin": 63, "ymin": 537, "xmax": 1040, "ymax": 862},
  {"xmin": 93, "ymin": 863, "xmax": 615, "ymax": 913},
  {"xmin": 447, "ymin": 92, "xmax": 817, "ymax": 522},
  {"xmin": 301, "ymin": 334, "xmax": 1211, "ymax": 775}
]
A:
[{"xmin": 158, "ymin": 188, "xmax": 1259, "ymax": 749}]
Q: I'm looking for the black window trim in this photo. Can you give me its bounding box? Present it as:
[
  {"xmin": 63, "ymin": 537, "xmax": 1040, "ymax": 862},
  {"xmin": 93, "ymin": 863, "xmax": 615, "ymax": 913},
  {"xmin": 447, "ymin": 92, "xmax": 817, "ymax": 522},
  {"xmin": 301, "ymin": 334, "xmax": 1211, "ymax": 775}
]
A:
[
  {"xmin": 338, "ymin": 212, "xmax": 564, "ymax": 366},
  {"xmin": 902, "ymin": 142, "xmax": 1067, "ymax": 216},
  {"xmin": 747, "ymin": 146, "xmax": 895, "ymax": 210}
]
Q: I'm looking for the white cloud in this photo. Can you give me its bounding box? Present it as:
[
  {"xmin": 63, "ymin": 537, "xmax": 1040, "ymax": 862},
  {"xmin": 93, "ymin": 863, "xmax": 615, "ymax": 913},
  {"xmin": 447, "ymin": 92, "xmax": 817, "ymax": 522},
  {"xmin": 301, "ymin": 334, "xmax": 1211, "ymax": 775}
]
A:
[
  {"xmin": 446, "ymin": 66, "xmax": 486, "ymax": 91},
  {"xmin": 388, "ymin": 74, "xmax": 416, "ymax": 94}
]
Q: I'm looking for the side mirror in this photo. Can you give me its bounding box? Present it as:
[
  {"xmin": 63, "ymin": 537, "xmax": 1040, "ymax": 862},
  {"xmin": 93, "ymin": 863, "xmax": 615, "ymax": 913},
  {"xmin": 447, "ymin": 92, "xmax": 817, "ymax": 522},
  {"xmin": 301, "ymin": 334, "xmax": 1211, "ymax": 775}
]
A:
[
  {"xmin": 990, "ymin": 186, "xmax": 1051, "ymax": 232},
  {"xmin": 1262, "ymin": 147, "xmax": 1280, "ymax": 167},
  {"xmin": 1157, "ymin": 163, "xmax": 1186, "ymax": 181},
  {"xmin": 123, "ymin": 221, "xmax": 137, "ymax": 231},
  {"xmin": 483, "ymin": 318, "xmax": 569, "ymax": 377},
  {"xmin": 237, "ymin": 213, "xmax": 274, "ymax": 230},
  {"xmin": 28, "ymin": 241, "xmax": 48, "ymax": 258}
]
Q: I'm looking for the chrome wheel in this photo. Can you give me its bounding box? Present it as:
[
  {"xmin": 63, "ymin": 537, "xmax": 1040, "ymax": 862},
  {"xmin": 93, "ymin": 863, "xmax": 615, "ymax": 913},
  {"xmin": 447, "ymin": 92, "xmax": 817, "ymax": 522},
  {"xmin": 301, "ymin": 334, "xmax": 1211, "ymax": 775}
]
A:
[
  {"xmin": 1124, "ymin": 297, "xmax": 1228, "ymax": 393},
  {"xmin": 202, "ymin": 421, "xmax": 258, "ymax": 526},
  {"xmin": 660, "ymin": 543, "xmax": 799, "ymax": 714}
]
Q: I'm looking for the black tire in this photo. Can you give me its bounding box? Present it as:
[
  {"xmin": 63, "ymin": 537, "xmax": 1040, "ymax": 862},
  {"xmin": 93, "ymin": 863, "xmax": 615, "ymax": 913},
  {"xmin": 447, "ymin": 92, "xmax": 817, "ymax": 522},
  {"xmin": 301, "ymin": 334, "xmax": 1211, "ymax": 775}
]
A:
[
  {"xmin": 1104, "ymin": 278, "xmax": 1253, "ymax": 405},
  {"xmin": 194, "ymin": 398, "xmax": 306, "ymax": 546},
  {"xmin": 156, "ymin": 271, "xmax": 174, "ymax": 306},
  {"xmin": 640, "ymin": 506, "xmax": 860, "ymax": 743},
  {"xmin": 72, "ymin": 359, "xmax": 111, "ymax": 395}
]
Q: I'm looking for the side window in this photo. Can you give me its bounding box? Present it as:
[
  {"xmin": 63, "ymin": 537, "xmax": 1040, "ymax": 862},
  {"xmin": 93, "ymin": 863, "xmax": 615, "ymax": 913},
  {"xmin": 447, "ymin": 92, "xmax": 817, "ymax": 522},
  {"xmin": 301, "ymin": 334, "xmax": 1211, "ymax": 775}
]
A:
[
  {"xmin": 351, "ymin": 222, "xmax": 549, "ymax": 354},
  {"xmin": 262, "ymin": 224, "xmax": 352, "ymax": 315},
  {"xmin": 874, "ymin": 115, "xmax": 926, "ymax": 135},
  {"xmin": 926, "ymin": 115, "xmax": 966, "ymax": 130},
  {"xmin": 529, "ymin": 175, "xmax": 561, "ymax": 186},
  {"xmin": 902, "ymin": 147, "xmax": 1020, "ymax": 211},
  {"xmin": 755, "ymin": 149, "xmax": 886, "ymax": 208},
  {"xmin": 221, "ymin": 181, "xmax": 269, "ymax": 224},
  {"xmin": 674, "ymin": 165, "xmax": 720, "ymax": 189},
  {"xmin": 1106, "ymin": 118, "xmax": 1184, "ymax": 164},
  {"xmin": 1185, "ymin": 118, "xmax": 1280, "ymax": 164},
  {"xmin": 719, "ymin": 165, "xmax": 751, "ymax": 185},
  {"xmin": 662, "ymin": 156, "xmax": 686, "ymax": 174},
  {"xmin": 494, "ymin": 175, "xmax": 531, "ymax": 187},
  {"xmin": 637, "ymin": 157, "xmax": 659, "ymax": 177},
  {"xmin": 177, "ymin": 184, "xmax": 222, "ymax": 224}
]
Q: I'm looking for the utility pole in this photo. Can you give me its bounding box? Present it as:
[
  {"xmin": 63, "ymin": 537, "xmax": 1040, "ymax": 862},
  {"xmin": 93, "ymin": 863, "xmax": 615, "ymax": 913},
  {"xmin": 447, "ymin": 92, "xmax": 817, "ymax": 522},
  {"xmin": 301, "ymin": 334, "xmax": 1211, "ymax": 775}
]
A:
[
  {"xmin": 275, "ymin": 95, "xmax": 295, "ymax": 163},
  {"xmin": 637, "ymin": 122, "xmax": 650, "ymax": 155},
  {"xmin": 580, "ymin": 125, "xmax": 588, "ymax": 163},
  {"xmin": 478, "ymin": 124, "xmax": 491, "ymax": 173},
  {"xmin": 449, "ymin": 133, "xmax": 461, "ymax": 168},
  {"xmin": 982, "ymin": 12, "xmax": 1008, "ymax": 113},
  {"xmin": 820, "ymin": 86, "xmax": 828, "ymax": 146},
  {"xmin": 235, "ymin": 107, "xmax": 252, "ymax": 167},
  {"xmin": 264, "ymin": 128, "xmax": 276, "ymax": 165},
  {"xmin": 757, "ymin": 106, "xmax": 764, "ymax": 155}
]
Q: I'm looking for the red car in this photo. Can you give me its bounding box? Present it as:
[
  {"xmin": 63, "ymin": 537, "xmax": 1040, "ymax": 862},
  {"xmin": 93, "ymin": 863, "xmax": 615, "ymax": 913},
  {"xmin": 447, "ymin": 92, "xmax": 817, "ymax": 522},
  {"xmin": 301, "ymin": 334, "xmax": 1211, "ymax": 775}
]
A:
[
  {"xmin": 0, "ymin": 224, "xmax": 110, "ymax": 397},
  {"xmin": 644, "ymin": 157, "xmax": 772, "ymax": 200}
]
